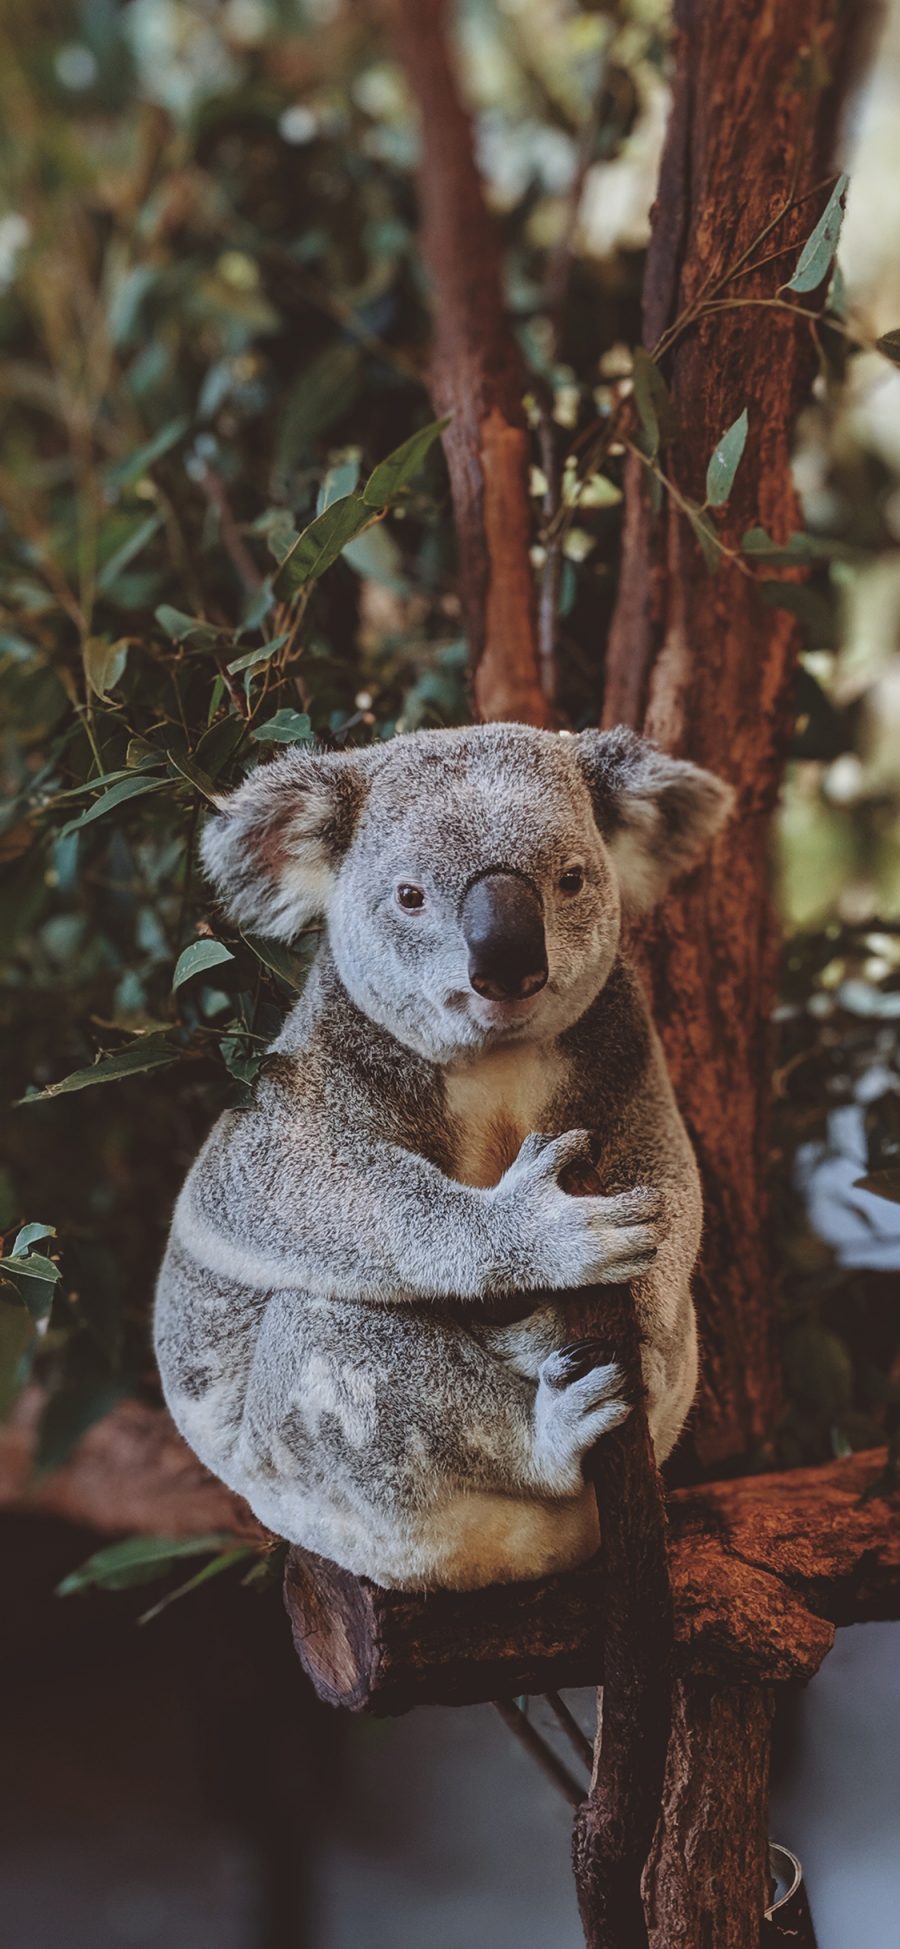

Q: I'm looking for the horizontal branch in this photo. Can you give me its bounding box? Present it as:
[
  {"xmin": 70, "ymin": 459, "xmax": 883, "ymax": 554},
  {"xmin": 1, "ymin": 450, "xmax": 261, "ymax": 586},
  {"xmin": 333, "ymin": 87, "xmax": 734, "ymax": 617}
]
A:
[
  {"xmin": 284, "ymin": 1448, "xmax": 900, "ymax": 1710},
  {"xmin": 4, "ymin": 1394, "xmax": 897, "ymax": 1710},
  {"xmin": 0, "ymin": 1389, "xmax": 265, "ymax": 1543}
]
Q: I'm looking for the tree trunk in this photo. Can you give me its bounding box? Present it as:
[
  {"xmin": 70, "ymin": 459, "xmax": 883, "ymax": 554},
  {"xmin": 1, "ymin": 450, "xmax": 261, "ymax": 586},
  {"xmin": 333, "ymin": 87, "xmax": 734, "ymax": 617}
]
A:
[
  {"xmin": 387, "ymin": 0, "xmax": 549, "ymax": 726},
  {"xmin": 643, "ymin": 1680, "xmax": 774, "ymax": 1949},
  {"xmin": 604, "ymin": 0, "xmax": 865, "ymax": 1466}
]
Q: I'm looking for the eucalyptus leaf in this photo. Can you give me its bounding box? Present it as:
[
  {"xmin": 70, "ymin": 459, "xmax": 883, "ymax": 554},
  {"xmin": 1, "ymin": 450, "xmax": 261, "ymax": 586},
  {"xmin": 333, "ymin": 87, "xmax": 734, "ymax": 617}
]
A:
[
  {"xmin": 155, "ymin": 606, "xmax": 225, "ymax": 652},
  {"xmin": 83, "ymin": 636, "xmax": 131, "ymax": 701},
  {"xmin": 58, "ymin": 774, "xmax": 173, "ymax": 838},
  {"xmin": 10, "ymin": 1222, "xmax": 56, "ymax": 1255},
  {"xmin": 631, "ymin": 350, "xmax": 675, "ymax": 459},
  {"xmin": 705, "ymin": 408, "xmax": 749, "ymax": 507},
  {"xmin": 18, "ymin": 1033, "xmax": 182, "ymax": 1101},
  {"xmin": 272, "ymin": 496, "xmax": 374, "ymax": 596},
  {"xmin": 172, "ymin": 939, "xmax": 235, "ymax": 991},
  {"xmin": 57, "ymin": 1531, "xmax": 240, "ymax": 1595},
  {"xmin": 687, "ymin": 508, "xmax": 721, "ymax": 573},
  {"xmin": 250, "ymin": 709, "xmax": 313, "ymax": 744},
  {"xmin": 785, "ymin": 174, "xmax": 849, "ymax": 294},
  {"xmin": 362, "ymin": 417, "xmax": 450, "ymax": 508},
  {"xmin": 106, "ymin": 415, "xmax": 190, "ymax": 493}
]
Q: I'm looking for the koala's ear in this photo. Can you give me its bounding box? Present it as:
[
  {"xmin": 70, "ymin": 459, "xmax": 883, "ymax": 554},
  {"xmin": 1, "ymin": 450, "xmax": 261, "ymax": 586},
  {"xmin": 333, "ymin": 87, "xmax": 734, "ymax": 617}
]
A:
[
  {"xmin": 574, "ymin": 727, "xmax": 734, "ymax": 911},
  {"xmin": 200, "ymin": 746, "xmax": 378, "ymax": 940}
]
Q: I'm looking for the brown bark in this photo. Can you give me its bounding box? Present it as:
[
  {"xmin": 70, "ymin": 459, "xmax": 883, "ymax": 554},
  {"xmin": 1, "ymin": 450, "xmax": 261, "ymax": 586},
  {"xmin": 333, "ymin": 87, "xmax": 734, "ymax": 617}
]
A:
[
  {"xmin": 603, "ymin": 0, "xmax": 864, "ymax": 1466},
  {"xmin": 282, "ymin": 1446, "xmax": 898, "ymax": 1713},
  {"xmin": 643, "ymin": 1680, "xmax": 774, "ymax": 1949},
  {"xmin": 386, "ymin": 0, "xmax": 549, "ymax": 725},
  {"xmin": 569, "ymin": 1286, "xmax": 673, "ymax": 1949},
  {"xmin": 0, "ymin": 1388, "xmax": 264, "ymax": 1542}
]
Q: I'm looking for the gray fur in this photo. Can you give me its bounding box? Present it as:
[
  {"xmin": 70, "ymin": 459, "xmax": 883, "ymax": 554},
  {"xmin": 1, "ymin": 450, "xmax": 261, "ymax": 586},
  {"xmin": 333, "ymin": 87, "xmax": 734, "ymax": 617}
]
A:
[{"xmin": 155, "ymin": 723, "xmax": 732, "ymax": 1589}]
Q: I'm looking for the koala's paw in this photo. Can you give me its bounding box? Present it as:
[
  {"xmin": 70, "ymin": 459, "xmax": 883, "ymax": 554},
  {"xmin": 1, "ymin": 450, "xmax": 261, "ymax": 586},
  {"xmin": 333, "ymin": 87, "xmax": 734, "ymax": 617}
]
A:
[
  {"xmin": 534, "ymin": 1343, "xmax": 632, "ymax": 1491},
  {"xmin": 495, "ymin": 1131, "xmax": 664, "ymax": 1291}
]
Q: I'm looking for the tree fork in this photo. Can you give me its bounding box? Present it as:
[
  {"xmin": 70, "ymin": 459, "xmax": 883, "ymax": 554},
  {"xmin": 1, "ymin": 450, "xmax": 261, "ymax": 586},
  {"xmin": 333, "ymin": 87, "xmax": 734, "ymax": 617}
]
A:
[
  {"xmin": 603, "ymin": 0, "xmax": 870, "ymax": 1466},
  {"xmin": 385, "ymin": 0, "xmax": 550, "ymax": 726}
]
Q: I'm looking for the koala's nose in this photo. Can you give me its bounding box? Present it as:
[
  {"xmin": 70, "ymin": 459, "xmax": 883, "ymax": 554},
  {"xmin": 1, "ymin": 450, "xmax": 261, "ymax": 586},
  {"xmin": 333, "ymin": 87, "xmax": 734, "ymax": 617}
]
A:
[{"xmin": 460, "ymin": 870, "xmax": 548, "ymax": 1003}]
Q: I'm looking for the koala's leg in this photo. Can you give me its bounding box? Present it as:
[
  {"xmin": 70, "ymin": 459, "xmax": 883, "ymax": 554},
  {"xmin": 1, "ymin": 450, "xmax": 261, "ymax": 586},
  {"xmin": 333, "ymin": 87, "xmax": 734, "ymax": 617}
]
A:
[{"xmin": 228, "ymin": 1293, "xmax": 629, "ymax": 1586}]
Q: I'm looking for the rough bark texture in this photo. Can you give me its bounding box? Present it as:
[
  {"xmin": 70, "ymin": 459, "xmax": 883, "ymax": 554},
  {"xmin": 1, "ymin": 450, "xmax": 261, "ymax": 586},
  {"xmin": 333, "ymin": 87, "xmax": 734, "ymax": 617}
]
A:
[
  {"xmin": 569, "ymin": 1285, "xmax": 673, "ymax": 1949},
  {"xmin": 643, "ymin": 1680, "xmax": 775, "ymax": 1949},
  {"xmin": 386, "ymin": 0, "xmax": 549, "ymax": 725},
  {"xmin": 282, "ymin": 1447, "xmax": 899, "ymax": 1713},
  {"xmin": 604, "ymin": 0, "xmax": 862, "ymax": 1467}
]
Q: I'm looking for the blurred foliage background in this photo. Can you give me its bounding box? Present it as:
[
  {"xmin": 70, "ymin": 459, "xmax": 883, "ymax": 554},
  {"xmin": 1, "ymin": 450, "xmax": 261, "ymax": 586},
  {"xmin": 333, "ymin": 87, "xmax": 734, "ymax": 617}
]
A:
[{"xmin": 1, "ymin": 0, "xmax": 900, "ymax": 1546}]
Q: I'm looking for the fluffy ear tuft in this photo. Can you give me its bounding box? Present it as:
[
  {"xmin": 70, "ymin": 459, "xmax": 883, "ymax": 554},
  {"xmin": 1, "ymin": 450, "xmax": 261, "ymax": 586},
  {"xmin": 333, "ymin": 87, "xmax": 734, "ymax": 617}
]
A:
[
  {"xmin": 200, "ymin": 746, "xmax": 377, "ymax": 940},
  {"xmin": 575, "ymin": 727, "xmax": 734, "ymax": 910}
]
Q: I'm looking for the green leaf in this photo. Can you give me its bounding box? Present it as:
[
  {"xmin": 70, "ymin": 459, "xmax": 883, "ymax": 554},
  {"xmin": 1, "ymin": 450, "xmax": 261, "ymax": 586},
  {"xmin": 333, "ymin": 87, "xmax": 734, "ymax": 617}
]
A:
[
  {"xmin": 785, "ymin": 174, "xmax": 849, "ymax": 294},
  {"xmin": 97, "ymin": 512, "xmax": 163, "ymax": 592},
  {"xmin": 272, "ymin": 495, "xmax": 374, "ymax": 597},
  {"xmin": 10, "ymin": 1222, "xmax": 56, "ymax": 1255},
  {"xmin": 155, "ymin": 605, "xmax": 224, "ymax": 652},
  {"xmin": 57, "ymin": 773, "xmax": 173, "ymax": 838},
  {"xmin": 854, "ymin": 1167, "xmax": 900, "ymax": 1205},
  {"xmin": 631, "ymin": 350, "xmax": 675, "ymax": 460},
  {"xmin": 243, "ymin": 932, "xmax": 316, "ymax": 989},
  {"xmin": 317, "ymin": 455, "xmax": 361, "ymax": 512},
  {"xmin": 250, "ymin": 709, "xmax": 313, "ymax": 745},
  {"xmin": 106, "ymin": 415, "xmax": 190, "ymax": 493},
  {"xmin": 225, "ymin": 633, "xmax": 290, "ymax": 676},
  {"xmin": 194, "ymin": 715, "xmax": 247, "ymax": 778},
  {"xmin": 875, "ymin": 328, "xmax": 900, "ymax": 366},
  {"xmin": 172, "ymin": 939, "xmax": 235, "ymax": 991},
  {"xmin": 165, "ymin": 750, "xmax": 220, "ymax": 802},
  {"xmin": 82, "ymin": 635, "xmax": 131, "ymax": 701},
  {"xmin": 138, "ymin": 1544, "xmax": 255, "ymax": 1624},
  {"xmin": 0, "ymin": 1251, "xmax": 61, "ymax": 1320},
  {"xmin": 18, "ymin": 1033, "xmax": 182, "ymax": 1102},
  {"xmin": 362, "ymin": 417, "xmax": 450, "ymax": 508},
  {"xmin": 705, "ymin": 408, "xmax": 749, "ymax": 507},
  {"xmin": 57, "ymin": 1531, "xmax": 240, "ymax": 1596},
  {"xmin": 687, "ymin": 508, "xmax": 721, "ymax": 573}
]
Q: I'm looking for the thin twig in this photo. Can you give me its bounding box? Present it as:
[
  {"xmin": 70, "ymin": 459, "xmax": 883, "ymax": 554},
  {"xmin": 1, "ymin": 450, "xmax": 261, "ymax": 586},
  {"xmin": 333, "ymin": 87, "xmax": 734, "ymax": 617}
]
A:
[
  {"xmin": 492, "ymin": 1699, "xmax": 584, "ymax": 1809},
  {"xmin": 543, "ymin": 1690, "xmax": 595, "ymax": 1774}
]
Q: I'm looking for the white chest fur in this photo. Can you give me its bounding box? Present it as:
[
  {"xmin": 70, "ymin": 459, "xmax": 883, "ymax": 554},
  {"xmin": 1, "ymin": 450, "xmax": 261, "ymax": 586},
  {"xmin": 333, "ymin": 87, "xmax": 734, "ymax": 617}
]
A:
[{"xmin": 444, "ymin": 1042, "xmax": 562, "ymax": 1188}]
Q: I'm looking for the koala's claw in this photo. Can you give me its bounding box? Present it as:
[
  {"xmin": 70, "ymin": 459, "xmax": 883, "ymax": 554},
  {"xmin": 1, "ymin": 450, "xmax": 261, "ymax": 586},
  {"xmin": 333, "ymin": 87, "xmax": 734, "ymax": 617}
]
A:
[{"xmin": 543, "ymin": 1337, "xmax": 616, "ymax": 1388}]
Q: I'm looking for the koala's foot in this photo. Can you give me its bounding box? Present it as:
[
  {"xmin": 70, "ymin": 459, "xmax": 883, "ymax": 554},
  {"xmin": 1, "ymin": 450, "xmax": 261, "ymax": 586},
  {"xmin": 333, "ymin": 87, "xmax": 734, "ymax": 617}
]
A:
[{"xmin": 532, "ymin": 1339, "xmax": 632, "ymax": 1494}]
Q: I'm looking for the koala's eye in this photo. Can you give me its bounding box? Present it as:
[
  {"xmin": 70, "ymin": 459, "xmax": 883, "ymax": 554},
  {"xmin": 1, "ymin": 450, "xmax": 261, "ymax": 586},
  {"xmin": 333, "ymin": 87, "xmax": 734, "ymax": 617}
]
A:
[
  {"xmin": 396, "ymin": 883, "xmax": 426, "ymax": 912},
  {"xmin": 559, "ymin": 865, "xmax": 585, "ymax": 896}
]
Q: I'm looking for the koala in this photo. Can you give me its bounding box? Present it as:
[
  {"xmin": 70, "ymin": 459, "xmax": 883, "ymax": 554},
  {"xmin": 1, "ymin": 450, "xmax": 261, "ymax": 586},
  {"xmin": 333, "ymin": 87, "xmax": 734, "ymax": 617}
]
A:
[{"xmin": 154, "ymin": 723, "xmax": 732, "ymax": 1590}]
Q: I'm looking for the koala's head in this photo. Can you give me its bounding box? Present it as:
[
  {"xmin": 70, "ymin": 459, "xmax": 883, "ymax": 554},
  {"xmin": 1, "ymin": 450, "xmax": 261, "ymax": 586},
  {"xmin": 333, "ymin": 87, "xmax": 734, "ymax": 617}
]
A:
[{"xmin": 202, "ymin": 724, "xmax": 732, "ymax": 1064}]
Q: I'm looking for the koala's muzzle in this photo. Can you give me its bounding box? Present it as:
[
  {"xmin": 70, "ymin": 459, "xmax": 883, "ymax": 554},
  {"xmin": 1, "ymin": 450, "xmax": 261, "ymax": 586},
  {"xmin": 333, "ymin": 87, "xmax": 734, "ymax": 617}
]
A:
[{"xmin": 460, "ymin": 870, "xmax": 548, "ymax": 1003}]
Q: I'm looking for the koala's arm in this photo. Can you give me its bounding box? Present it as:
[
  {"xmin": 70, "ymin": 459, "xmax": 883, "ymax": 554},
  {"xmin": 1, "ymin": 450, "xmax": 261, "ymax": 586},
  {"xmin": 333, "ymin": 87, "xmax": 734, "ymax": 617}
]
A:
[{"xmin": 173, "ymin": 1103, "xmax": 660, "ymax": 1307}]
